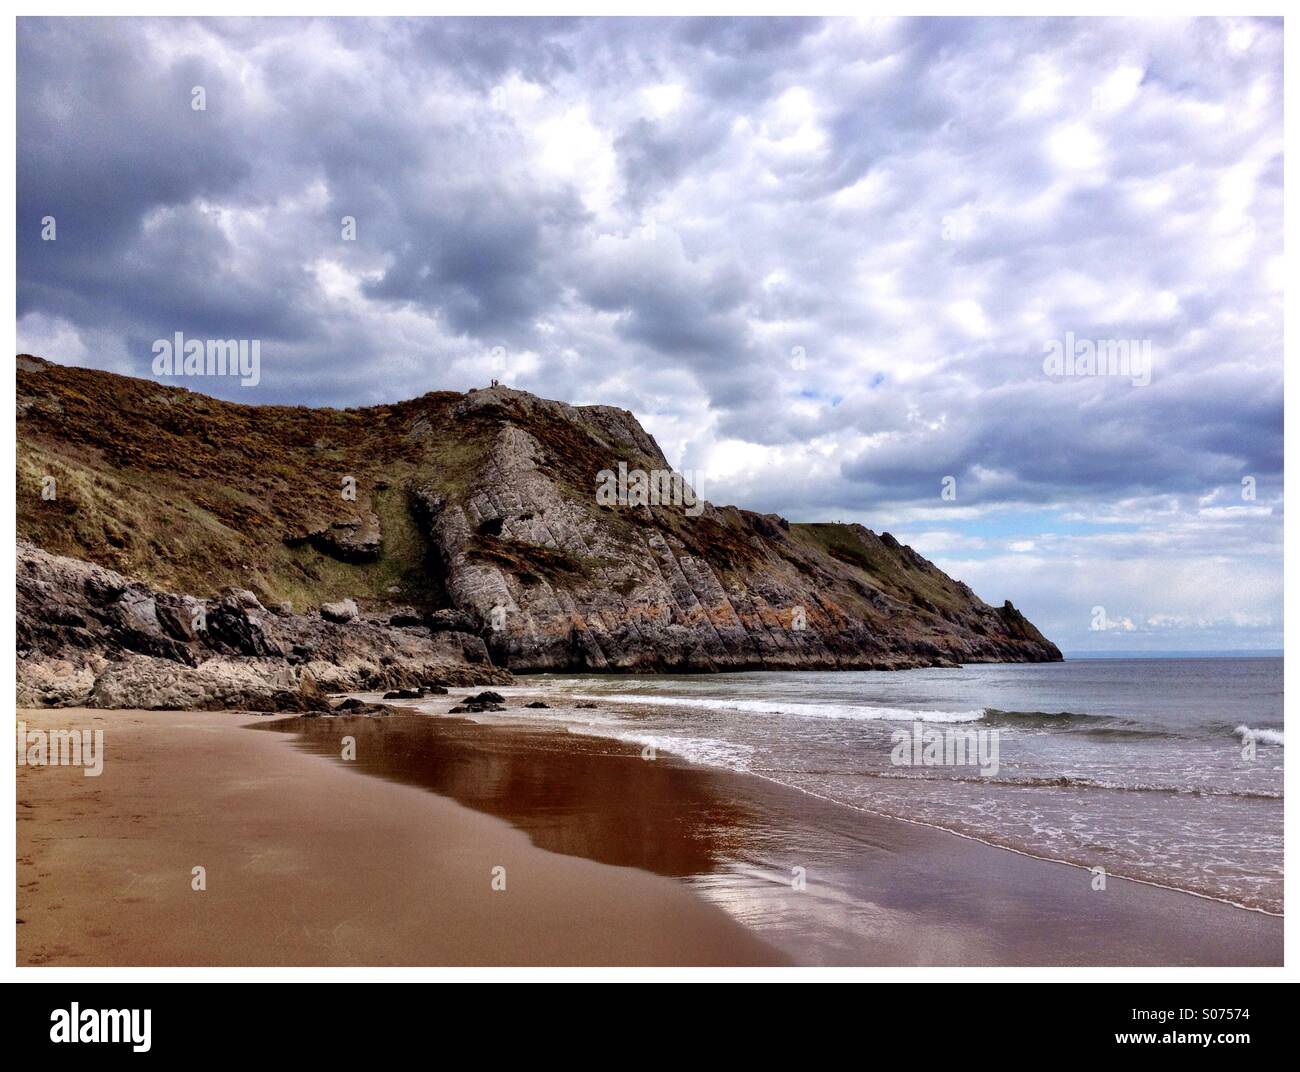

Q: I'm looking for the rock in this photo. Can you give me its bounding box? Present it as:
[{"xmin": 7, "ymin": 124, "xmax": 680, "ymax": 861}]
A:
[
  {"xmin": 329, "ymin": 698, "xmax": 390, "ymax": 716},
  {"xmin": 16, "ymin": 657, "xmax": 97, "ymax": 708},
  {"xmin": 420, "ymin": 682, "xmax": 449, "ymax": 694},
  {"xmin": 319, "ymin": 599, "xmax": 359, "ymax": 624},
  {"xmin": 293, "ymin": 513, "xmax": 383, "ymax": 563},
  {"xmin": 15, "ymin": 543, "xmax": 509, "ymax": 710},
  {"xmin": 224, "ymin": 587, "xmax": 265, "ymax": 611},
  {"xmin": 449, "ymin": 702, "xmax": 505, "ymax": 714},
  {"xmin": 575, "ymin": 701, "xmax": 598, "ymax": 709},
  {"xmin": 206, "ymin": 591, "xmax": 285, "ymax": 658},
  {"xmin": 468, "ymin": 691, "xmax": 505, "ymax": 705},
  {"xmin": 154, "ymin": 595, "xmax": 205, "ymax": 643},
  {"xmin": 524, "ymin": 701, "xmax": 549, "ymax": 709},
  {"xmin": 80, "ymin": 652, "xmax": 327, "ymax": 712},
  {"xmin": 298, "ymin": 670, "xmax": 327, "ymax": 705},
  {"xmin": 388, "ymin": 608, "xmax": 424, "ymax": 627},
  {"xmin": 426, "ymin": 609, "xmax": 479, "ymax": 633},
  {"xmin": 382, "ymin": 688, "xmax": 423, "ymax": 700}
]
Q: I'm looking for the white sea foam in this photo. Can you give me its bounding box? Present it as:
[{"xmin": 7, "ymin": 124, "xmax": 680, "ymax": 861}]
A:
[
  {"xmin": 602, "ymin": 731, "xmax": 755, "ymax": 771},
  {"xmin": 562, "ymin": 692, "xmax": 985, "ymax": 723},
  {"xmin": 1236, "ymin": 725, "xmax": 1284, "ymax": 746}
]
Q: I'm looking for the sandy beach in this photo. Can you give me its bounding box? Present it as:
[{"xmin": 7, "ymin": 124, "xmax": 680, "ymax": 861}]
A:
[
  {"xmin": 16, "ymin": 707, "xmax": 783, "ymax": 966},
  {"xmin": 17, "ymin": 704, "xmax": 1282, "ymax": 967}
]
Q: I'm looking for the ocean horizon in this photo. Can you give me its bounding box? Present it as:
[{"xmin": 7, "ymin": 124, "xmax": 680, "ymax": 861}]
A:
[{"xmin": 1062, "ymin": 650, "xmax": 1283, "ymax": 660}]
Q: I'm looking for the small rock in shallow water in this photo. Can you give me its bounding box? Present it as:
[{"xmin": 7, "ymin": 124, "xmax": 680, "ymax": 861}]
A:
[
  {"xmin": 328, "ymin": 699, "xmax": 391, "ymax": 716},
  {"xmin": 524, "ymin": 701, "xmax": 549, "ymax": 709},
  {"xmin": 382, "ymin": 688, "xmax": 423, "ymax": 700}
]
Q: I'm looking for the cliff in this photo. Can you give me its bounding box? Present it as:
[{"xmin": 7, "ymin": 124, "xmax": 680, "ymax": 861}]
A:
[{"xmin": 16, "ymin": 354, "xmax": 1060, "ymax": 701}]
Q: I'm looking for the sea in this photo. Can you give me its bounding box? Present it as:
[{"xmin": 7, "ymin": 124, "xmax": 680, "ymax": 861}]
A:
[{"xmin": 426, "ymin": 657, "xmax": 1284, "ymax": 915}]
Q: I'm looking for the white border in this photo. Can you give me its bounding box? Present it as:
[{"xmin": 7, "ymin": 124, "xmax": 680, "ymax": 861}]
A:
[{"xmin": 3, "ymin": 5, "xmax": 1292, "ymax": 984}]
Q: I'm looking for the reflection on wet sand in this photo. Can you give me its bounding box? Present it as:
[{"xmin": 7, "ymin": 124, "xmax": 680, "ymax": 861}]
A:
[
  {"xmin": 261, "ymin": 708, "xmax": 1284, "ymax": 966},
  {"xmin": 263, "ymin": 711, "xmax": 759, "ymax": 880}
]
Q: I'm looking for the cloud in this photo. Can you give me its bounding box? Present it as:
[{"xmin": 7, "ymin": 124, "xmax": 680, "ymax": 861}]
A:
[{"xmin": 16, "ymin": 15, "xmax": 1283, "ymax": 650}]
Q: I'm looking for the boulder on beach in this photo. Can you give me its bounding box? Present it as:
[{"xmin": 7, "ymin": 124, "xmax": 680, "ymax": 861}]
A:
[{"xmin": 320, "ymin": 599, "xmax": 359, "ymax": 624}]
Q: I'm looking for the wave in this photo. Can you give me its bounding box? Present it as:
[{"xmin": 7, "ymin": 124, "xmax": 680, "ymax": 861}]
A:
[
  {"xmin": 567, "ymin": 726, "xmax": 755, "ymax": 771},
  {"xmin": 1236, "ymin": 725, "xmax": 1284, "ymax": 747},
  {"xmin": 563, "ymin": 692, "xmax": 985, "ymax": 723},
  {"xmin": 567, "ymin": 696, "xmax": 1160, "ymax": 733},
  {"xmin": 752, "ymin": 767, "xmax": 1282, "ymax": 799},
  {"xmin": 908, "ymin": 772, "xmax": 1282, "ymax": 799},
  {"xmin": 978, "ymin": 708, "xmax": 1191, "ymax": 740}
]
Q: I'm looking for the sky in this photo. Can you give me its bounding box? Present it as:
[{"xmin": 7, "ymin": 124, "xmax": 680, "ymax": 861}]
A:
[{"xmin": 16, "ymin": 16, "xmax": 1284, "ymax": 653}]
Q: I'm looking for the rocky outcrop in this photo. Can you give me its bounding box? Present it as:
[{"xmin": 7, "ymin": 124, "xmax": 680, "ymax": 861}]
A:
[
  {"xmin": 292, "ymin": 512, "xmax": 383, "ymax": 562},
  {"xmin": 17, "ymin": 542, "xmax": 506, "ymax": 709},
  {"xmin": 409, "ymin": 388, "xmax": 1062, "ymax": 672},
  {"xmin": 16, "ymin": 358, "xmax": 1061, "ymax": 683}
]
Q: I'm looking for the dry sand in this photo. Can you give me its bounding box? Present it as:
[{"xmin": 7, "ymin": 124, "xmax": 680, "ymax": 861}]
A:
[{"xmin": 16, "ymin": 707, "xmax": 784, "ymax": 966}]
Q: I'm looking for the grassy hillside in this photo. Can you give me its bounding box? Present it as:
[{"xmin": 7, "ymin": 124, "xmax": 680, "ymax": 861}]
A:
[{"xmin": 17, "ymin": 355, "xmax": 487, "ymax": 608}]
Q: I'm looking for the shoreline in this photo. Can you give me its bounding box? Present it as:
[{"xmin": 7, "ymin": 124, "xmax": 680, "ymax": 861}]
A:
[
  {"xmin": 383, "ymin": 680, "xmax": 1286, "ymax": 918},
  {"xmin": 284, "ymin": 698, "xmax": 1282, "ymax": 965},
  {"xmin": 17, "ymin": 702, "xmax": 1283, "ymax": 966},
  {"xmin": 739, "ymin": 764, "xmax": 1284, "ymax": 919}
]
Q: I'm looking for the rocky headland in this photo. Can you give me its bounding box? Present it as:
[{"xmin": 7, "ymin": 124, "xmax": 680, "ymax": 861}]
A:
[{"xmin": 16, "ymin": 354, "xmax": 1060, "ymax": 709}]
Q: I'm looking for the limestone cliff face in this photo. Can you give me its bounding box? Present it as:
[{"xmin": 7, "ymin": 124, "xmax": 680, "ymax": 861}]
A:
[
  {"xmin": 16, "ymin": 356, "xmax": 1061, "ymax": 681},
  {"xmin": 414, "ymin": 388, "xmax": 1060, "ymax": 671}
]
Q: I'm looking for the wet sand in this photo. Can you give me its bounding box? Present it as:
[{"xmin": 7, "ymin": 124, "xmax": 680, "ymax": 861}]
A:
[
  {"xmin": 17, "ymin": 706, "xmax": 1282, "ymax": 966},
  {"xmin": 16, "ymin": 707, "xmax": 784, "ymax": 966},
  {"xmin": 270, "ymin": 707, "xmax": 1284, "ymax": 966}
]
